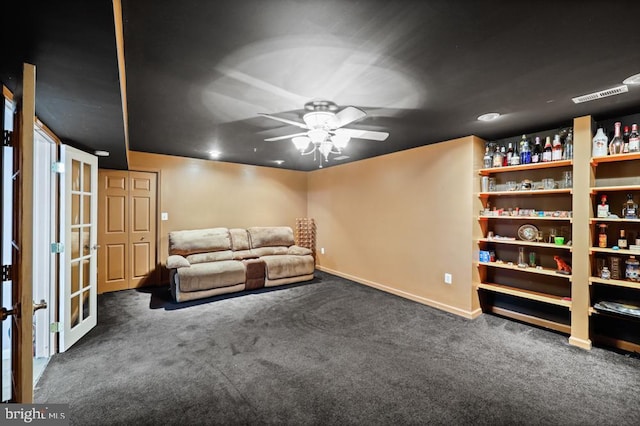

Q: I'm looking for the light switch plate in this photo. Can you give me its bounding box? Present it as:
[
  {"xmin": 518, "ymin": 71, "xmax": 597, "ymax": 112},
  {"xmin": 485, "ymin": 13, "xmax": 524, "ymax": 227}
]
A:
[{"xmin": 161, "ymin": 212, "xmax": 169, "ymax": 221}]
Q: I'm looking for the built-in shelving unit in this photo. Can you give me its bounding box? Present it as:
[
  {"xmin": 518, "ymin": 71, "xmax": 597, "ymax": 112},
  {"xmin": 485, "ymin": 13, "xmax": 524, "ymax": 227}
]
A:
[{"xmin": 475, "ymin": 133, "xmax": 577, "ymax": 343}]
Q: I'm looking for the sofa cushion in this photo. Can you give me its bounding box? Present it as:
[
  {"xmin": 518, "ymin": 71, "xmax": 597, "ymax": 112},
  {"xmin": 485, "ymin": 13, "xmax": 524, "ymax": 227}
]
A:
[
  {"xmin": 288, "ymin": 245, "xmax": 313, "ymax": 256},
  {"xmin": 232, "ymin": 249, "xmax": 258, "ymax": 260},
  {"xmin": 248, "ymin": 227, "xmax": 294, "ymax": 248},
  {"xmin": 166, "ymin": 255, "xmax": 190, "ymax": 269},
  {"xmin": 186, "ymin": 250, "xmax": 233, "ymax": 264},
  {"xmin": 229, "ymin": 228, "xmax": 250, "ymax": 250},
  {"xmin": 177, "ymin": 260, "xmax": 245, "ymax": 292},
  {"xmin": 261, "ymin": 255, "xmax": 315, "ymax": 280},
  {"xmin": 252, "ymin": 246, "xmax": 289, "ymax": 257},
  {"xmin": 169, "ymin": 228, "xmax": 230, "ymax": 256}
]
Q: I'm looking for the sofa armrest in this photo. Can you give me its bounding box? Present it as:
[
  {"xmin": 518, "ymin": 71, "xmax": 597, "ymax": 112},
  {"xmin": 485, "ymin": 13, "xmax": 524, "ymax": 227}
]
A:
[
  {"xmin": 166, "ymin": 255, "xmax": 190, "ymax": 269},
  {"xmin": 288, "ymin": 245, "xmax": 313, "ymax": 256}
]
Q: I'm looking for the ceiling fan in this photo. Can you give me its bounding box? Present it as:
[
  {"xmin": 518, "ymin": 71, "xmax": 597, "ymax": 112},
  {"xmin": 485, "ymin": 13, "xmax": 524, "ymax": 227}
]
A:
[{"xmin": 259, "ymin": 100, "xmax": 389, "ymax": 164}]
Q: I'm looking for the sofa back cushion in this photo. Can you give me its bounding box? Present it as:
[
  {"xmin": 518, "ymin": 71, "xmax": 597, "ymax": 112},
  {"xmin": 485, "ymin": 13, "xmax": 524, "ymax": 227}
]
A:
[
  {"xmin": 169, "ymin": 228, "xmax": 231, "ymax": 256},
  {"xmin": 248, "ymin": 227, "xmax": 294, "ymax": 248},
  {"xmin": 229, "ymin": 228, "xmax": 250, "ymax": 250},
  {"xmin": 186, "ymin": 250, "xmax": 234, "ymax": 264}
]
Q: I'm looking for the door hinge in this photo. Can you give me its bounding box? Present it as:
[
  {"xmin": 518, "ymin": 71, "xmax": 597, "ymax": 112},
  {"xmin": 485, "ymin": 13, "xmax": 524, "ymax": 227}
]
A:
[
  {"xmin": 51, "ymin": 162, "xmax": 65, "ymax": 173},
  {"xmin": 51, "ymin": 242, "xmax": 65, "ymax": 254},
  {"xmin": 2, "ymin": 130, "xmax": 12, "ymax": 147},
  {"xmin": 50, "ymin": 322, "xmax": 61, "ymax": 333},
  {"xmin": 1, "ymin": 264, "xmax": 11, "ymax": 281}
]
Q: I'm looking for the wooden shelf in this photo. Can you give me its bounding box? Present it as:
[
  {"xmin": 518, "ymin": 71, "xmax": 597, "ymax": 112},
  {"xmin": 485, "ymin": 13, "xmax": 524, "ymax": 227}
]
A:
[
  {"xmin": 589, "ymin": 277, "xmax": 640, "ymax": 290},
  {"xmin": 479, "ymin": 215, "xmax": 572, "ymax": 222},
  {"xmin": 591, "ymin": 152, "xmax": 640, "ymax": 166},
  {"xmin": 590, "ymin": 185, "xmax": 640, "ymax": 194},
  {"xmin": 478, "ymin": 238, "xmax": 571, "ymax": 250},
  {"xmin": 590, "ymin": 217, "xmax": 640, "ymax": 224},
  {"xmin": 590, "ymin": 247, "xmax": 640, "ymax": 256},
  {"xmin": 479, "ymin": 188, "xmax": 571, "ymax": 197},
  {"xmin": 478, "ymin": 261, "xmax": 571, "ymax": 279},
  {"xmin": 479, "ymin": 160, "xmax": 572, "ymax": 176},
  {"xmin": 478, "ymin": 282, "xmax": 571, "ymax": 307},
  {"xmin": 484, "ymin": 306, "xmax": 571, "ymax": 334}
]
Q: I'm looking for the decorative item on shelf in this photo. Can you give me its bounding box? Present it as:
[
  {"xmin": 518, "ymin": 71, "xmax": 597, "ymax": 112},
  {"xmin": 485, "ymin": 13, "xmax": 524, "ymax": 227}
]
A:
[
  {"xmin": 517, "ymin": 247, "xmax": 527, "ymax": 268},
  {"xmin": 622, "ymin": 193, "xmax": 638, "ymax": 219},
  {"xmin": 548, "ymin": 228, "xmax": 558, "ymax": 244},
  {"xmin": 542, "ymin": 178, "xmax": 555, "ymax": 190},
  {"xmin": 554, "ymin": 236, "xmax": 565, "ymax": 245},
  {"xmin": 529, "ymin": 251, "xmax": 536, "ymax": 267},
  {"xmin": 488, "ymin": 177, "xmax": 496, "ymax": 192},
  {"xmin": 481, "ymin": 176, "xmax": 489, "ymax": 192},
  {"xmin": 609, "ymin": 122, "xmax": 624, "ymax": 155},
  {"xmin": 553, "ymin": 256, "xmax": 572, "ymax": 274},
  {"xmin": 618, "ymin": 229, "xmax": 628, "ymax": 249},
  {"xmin": 517, "ymin": 224, "xmax": 539, "ymax": 241},
  {"xmin": 479, "ymin": 250, "xmax": 491, "ymax": 262},
  {"xmin": 625, "ymin": 256, "xmax": 639, "ymax": 282},
  {"xmin": 561, "ymin": 171, "xmax": 572, "ymax": 189},
  {"xmin": 629, "ymin": 123, "xmax": 640, "ymax": 152},
  {"xmin": 609, "ymin": 256, "xmax": 622, "ymax": 279},
  {"xmin": 598, "ymin": 224, "xmax": 608, "ymax": 248},
  {"xmin": 600, "ymin": 266, "xmax": 611, "ymax": 279},
  {"xmin": 520, "ymin": 179, "xmax": 533, "ymax": 190},
  {"xmin": 597, "ymin": 195, "xmax": 610, "ymax": 218},
  {"xmin": 506, "ymin": 181, "xmax": 517, "ymax": 191},
  {"xmin": 592, "ymin": 127, "xmax": 609, "ymax": 157}
]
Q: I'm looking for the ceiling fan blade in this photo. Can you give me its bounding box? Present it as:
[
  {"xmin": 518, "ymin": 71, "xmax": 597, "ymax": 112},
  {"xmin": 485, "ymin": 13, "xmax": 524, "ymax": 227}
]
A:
[
  {"xmin": 264, "ymin": 132, "xmax": 308, "ymax": 142},
  {"xmin": 334, "ymin": 106, "xmax": 366, "ymax": 128},
  {"xmin": 258, "ymin": 113, "xmax": 308, "ymax": 129},
  {"xmin": 335, "ymin": 128, "xmax": 389, "ymax": 141}
]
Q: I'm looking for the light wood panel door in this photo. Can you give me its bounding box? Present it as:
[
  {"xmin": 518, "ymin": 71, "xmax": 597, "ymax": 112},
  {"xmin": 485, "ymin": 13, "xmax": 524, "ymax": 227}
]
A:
[{"xmin": 97, "ymin": 170, "xmax": 157, "ymax": 293}]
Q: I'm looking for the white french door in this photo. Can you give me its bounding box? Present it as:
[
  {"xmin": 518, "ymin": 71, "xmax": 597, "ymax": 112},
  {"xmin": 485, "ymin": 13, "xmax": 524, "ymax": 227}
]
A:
[{"xmin": 59, "ymin": 145, "xmax": 98, "ymax": 351}]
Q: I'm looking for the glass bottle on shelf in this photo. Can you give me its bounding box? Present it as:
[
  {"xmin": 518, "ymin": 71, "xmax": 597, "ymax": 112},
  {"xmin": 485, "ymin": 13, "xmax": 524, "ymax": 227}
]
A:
[
  {"xmin": 618, "ymin": 229, "xmax": 628, "ymax": 249},
  {"xmin": 563, "ymin": 130, "xmax": 574, "ymax": 160},
  {"xmin": 483, "ymin": 145, "xmax": 493, "ymax": 168},
  {"xmin": 592, "ymin": 127, "xmax": 608, "ymax": 157},
  {"xmin": 600, "ymin": 266, "xmax": 611, "ymax": 279},
  {"xmin": 492, "ymin": 145, "xmax": 503, "ymax": 168},
  {"xmin": 510, "ymin": 141, "xmax": 520, "ymax": 165},
  {"xmin": 520, "ymin": 135, "xmax": 532, "ymax": 164},
  {"xmin": 609, "ymin": 121, "xmax": 624, "ymax": 155},
  {"xmin": 542, "ymin": 136, "xmax": 553, "ymax": 162},
  {"xmin": 501, "ymin": 145, "xmax": 508, "ymax": 167},
  {"xmin": 622, "ymin": 194, "xmax": 638, "ymax": 219},
  {"xmin": 623, "ymin": 125, "xmax": 630, "ymax": 153},
  {"xmin": 506, "ymin": 142, "xmax": 514, "ymax": 165},
  {"xmin": 532, "ymin": 136, "xmax": 542, "ymax": 163},
  {"xmin": 628, "ymin": 124, "xmax": 639, "ymax": 152},
  {"xmin": 598, "ymin": 224, "xmax": 608, "ymax": 248},
  {"xmin": 597, "ymin": 195, "xmax": 609, "ymax": 218},
  {"xmin": 551, "ymin": 134, "xmax": 563, "ymax": 161}
]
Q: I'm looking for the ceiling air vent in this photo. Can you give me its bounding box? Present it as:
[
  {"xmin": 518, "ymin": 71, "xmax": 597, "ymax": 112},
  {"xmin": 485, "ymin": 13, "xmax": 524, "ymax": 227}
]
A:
[{"xmin": 572, "ymin": 85, "xmax": 628, "ymax": 104}]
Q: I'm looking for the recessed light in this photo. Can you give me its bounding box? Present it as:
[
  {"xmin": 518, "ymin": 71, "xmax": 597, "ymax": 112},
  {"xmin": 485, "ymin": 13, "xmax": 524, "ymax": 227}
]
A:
[
  {"xmin": 209, "ymin": 150, "xmax": 221, "ymax": 159},
  {"xmin": 94, "ymin": 150, "xmax": 110, "ymax": 157},
  {"xmin": 623, "ymin": 73, "xmax": 640, "ymax": 85},
  {"xmin": 477, "ymin": 112, "xmax": 501, "ymax": 122},
  {"xmin": 274, "ymin": 160, "xmax": 284, "ymax": 165}
]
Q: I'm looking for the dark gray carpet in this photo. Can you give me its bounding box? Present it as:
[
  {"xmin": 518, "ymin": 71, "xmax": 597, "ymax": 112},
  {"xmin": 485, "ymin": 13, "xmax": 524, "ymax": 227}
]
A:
[{"xmin": 35, "ymin": 271, "xmax": 639, "ymax": 425}]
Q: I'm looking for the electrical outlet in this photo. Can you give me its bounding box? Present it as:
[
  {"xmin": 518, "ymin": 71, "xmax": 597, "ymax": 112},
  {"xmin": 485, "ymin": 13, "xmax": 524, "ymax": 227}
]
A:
[
  {"xmin": 444, "ymin": 273, "xmax": 452, "ymax": 284},
  {"xmin": 320, "ymin": 247, "xmax": 325, "ymax": 254},
  {"xmin": 161, "ymin": 212, "xmax": 169, "ymax": 221}
]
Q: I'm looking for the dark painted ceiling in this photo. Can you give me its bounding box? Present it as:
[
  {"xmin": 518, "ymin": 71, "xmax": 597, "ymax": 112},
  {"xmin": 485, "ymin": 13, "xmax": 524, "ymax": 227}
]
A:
[{"xmin": 3, "ymin": 1, "xmax": 640, "ymax": 171}]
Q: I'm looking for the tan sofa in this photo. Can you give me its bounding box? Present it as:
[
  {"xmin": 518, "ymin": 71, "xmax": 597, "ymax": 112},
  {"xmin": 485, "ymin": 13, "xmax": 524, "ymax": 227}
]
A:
[{"xmin": 166, "ymin": 226, "xmax": 315, "ymax": 302}]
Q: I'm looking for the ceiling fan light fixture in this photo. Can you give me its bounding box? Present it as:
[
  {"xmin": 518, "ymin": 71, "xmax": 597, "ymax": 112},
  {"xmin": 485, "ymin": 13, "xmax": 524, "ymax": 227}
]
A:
[
  {"xmin": 307, "ymin": 129, "xmax": 328, "ymax": 144},
  {"xmin": 292, "ymin": 136, "xmax": 311, "ymax": 151},
  {"xmin": 303, "ymin": 111, "xmax": 336, "ymax": 128},
  {"xmin": 319, "ymin": 141, "xmax": 333, "ymax": 160},
  {"xmin": 331, "ymin": 133, "xmax": 350, "ymax": 149}
]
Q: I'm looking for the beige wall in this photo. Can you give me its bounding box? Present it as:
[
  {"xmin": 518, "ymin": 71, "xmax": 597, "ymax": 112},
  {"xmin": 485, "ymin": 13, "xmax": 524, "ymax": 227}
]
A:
[
  {"xmin": 307, "ymin": 136, "xmax": 484, "ymax": 317},
  {"xmin": 127, "ymin": 151, "xmax": 308, "ymax": 269}
]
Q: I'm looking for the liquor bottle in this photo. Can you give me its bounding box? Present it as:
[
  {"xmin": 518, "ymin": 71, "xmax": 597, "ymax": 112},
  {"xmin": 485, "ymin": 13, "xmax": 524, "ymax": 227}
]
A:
[
  {"xmin": 551, "ymin": 134, "xmax": 563, "ymax": 161},
  {"xmin": 592, "ymin": 128, "xmax": 608, "ymax": 157},
  {"xmin": 623, "ymin": 125, "xmax": 630, "ymax": 153},
  {"xmin": 483, "ymin": 145, "xmax": 493, "ymax": 168},
  {"xmin": 531, "ymin": 137, "xmax": 542, "ymax": 163},
  {"xmin": 628, "ymin": 124, "xmax": 640, "ymax": 152},
  {"xmin": 492, "ymin": 145, "xmax": 503, "ymax": 168},
  {"xmin": 623, "ymin": 193, "xmax": 638, "ymax": 219},
  {"xmin": 609, "ymin": 122, "xmax": 624, "ymax": 155},
  {"xmin": 618, "ymin": 229, "xmax": 628, "ymax": 249},
  {"xmin": 520, "ymin": 135, "xmax": 532, "ymax": 164},
  {"xmin": 510, "ymin": 141, "xmax": 520, "ymax": 166},
  {"xmin": 501, "ymin": 145, "xmax": 507, "ymax": 167},
  {"xmin": 542, "ymin": 136, "xmax": 553, "ymax": 162},
  {"xmin": 597, "ymin": 195, "xmax": 610, "ymax": 218},
  {"xmin": 506, "ymin": 142, "xmax": 514, "ymax": 165},
  {"xmin": 563, "ymin": 130, "xmax": 574, "ymax": 160},
  {"xmin": 598, "ymin": 224, "xmax": 608, "ymax": 248}
]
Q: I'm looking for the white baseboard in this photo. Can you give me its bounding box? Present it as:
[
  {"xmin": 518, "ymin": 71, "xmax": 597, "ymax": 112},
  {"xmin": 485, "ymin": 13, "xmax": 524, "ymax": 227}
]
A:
[{"xmin": 316, "ymin": 266, "xmax": 481, "ymax": 319}]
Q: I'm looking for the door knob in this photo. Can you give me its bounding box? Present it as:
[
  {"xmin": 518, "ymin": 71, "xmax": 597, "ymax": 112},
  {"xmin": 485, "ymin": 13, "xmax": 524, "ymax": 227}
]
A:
[
  {"xmin": 1, "ymin": 304, "xmax": 18, "ymax": 321},
  {"xmin": 33, "ymin": 299, "xmax": 47, "ymax": 313}
]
